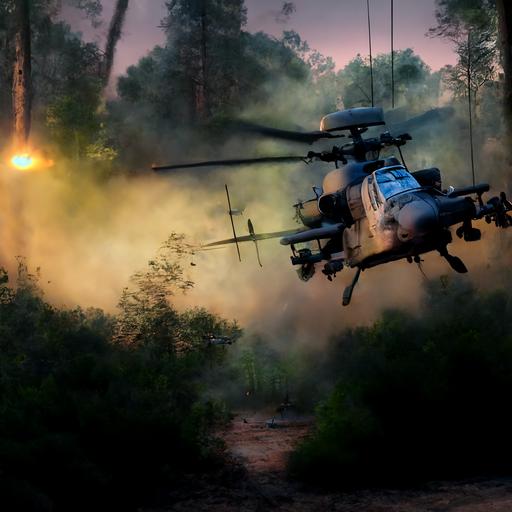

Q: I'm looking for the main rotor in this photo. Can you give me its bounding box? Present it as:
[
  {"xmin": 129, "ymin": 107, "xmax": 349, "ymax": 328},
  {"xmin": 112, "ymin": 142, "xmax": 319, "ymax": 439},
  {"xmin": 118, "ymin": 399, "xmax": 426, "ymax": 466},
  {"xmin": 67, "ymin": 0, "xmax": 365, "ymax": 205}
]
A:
[{"xmin": 152, "ymin": 107, "xmax": 412, "ymax": 173}]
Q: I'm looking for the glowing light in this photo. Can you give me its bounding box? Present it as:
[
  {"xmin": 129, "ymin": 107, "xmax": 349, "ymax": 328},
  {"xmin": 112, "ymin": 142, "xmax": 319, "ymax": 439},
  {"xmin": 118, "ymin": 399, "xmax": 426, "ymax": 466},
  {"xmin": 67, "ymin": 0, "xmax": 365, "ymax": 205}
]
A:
[
  {"xmin": 7, "ymin": 151, "xmax": 53, "ymax": 171},
  {"xmin": 10, "ymin": 153, "xmax": 35, "ymax": 170}
]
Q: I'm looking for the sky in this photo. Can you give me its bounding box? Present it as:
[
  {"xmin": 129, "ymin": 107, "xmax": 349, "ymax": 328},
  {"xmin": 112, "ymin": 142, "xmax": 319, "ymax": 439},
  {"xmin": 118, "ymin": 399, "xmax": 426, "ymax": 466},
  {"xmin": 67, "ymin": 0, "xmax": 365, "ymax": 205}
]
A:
[{"xmin": 63, "ymin": 0, "xmax": 458, "ymax": 81}]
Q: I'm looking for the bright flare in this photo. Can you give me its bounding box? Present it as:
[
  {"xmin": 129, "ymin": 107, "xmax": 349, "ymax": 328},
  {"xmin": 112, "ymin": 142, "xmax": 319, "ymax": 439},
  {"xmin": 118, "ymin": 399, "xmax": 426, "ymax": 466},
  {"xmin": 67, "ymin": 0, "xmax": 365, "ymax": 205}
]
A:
[{"xmin": 11, "ymin": 153, "xmax": 35, "ymax": 170}]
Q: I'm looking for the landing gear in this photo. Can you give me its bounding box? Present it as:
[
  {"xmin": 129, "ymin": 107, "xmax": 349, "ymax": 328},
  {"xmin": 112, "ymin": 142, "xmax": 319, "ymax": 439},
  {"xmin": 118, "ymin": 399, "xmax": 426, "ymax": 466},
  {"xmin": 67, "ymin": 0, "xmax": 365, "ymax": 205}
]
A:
[
  {"xmin": 322, "ymin": 259, "xmax": 344, "ymax": 281},
  {"xmin": 456, "ymin": 219, "xmax": 481, "ymax": 242},
  {"xmin": 438, "ymin": 245, "xmax": 468, "ymax": 273},
  {"xmin": 343, "ymin": 267, "xmax": 361, "ymax": 306},
  {"xmin": 296, "ymin": 262, "xmax": 316, "ymax": 282}
]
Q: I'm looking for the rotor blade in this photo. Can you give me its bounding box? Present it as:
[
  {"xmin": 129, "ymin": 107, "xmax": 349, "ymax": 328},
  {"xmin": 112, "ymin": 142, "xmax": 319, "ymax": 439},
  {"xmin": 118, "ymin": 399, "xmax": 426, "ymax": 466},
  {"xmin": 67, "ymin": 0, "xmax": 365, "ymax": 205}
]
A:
[
  {"xmin": 197, "ymin": 246, "xmax": 227, "ymax": 251},
  {"xmin": 253, "ymin": 239, "xmax": 263, "ymax": 267},
  {"xmin": 202, "ymin": 228, "xmax": 308, "ymax": 248},
  {"xmin": 248, "ymin": 218, "xmax": 255, "ymax": 237},
  {"xmin": 152, "ymin": 156, "xmax": 307, "ymax": 172},
  {"xmin": 235, "ymin": 121, "xmax": 345, "ymax": 144},
  {"xmin": 225, "ymin": 184, "xmax": 241, "ymax": 262},
  {"xmin": 247, "ymin": 218, "xmax": 262, "ymax": 266},
  {"xmin": 387, "ymin": 107, "xmax": 455, "ymax": 135}
]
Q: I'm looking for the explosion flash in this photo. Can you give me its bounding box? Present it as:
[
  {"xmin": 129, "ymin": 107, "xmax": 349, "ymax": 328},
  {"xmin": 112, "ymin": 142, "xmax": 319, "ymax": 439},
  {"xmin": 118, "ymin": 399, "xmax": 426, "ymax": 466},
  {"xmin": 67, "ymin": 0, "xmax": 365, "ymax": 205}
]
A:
[
  {"xmin": 8, "ymin": 151, "xmax": 54, "ymax": 171},
  {"xmin": 11, "ymin": 153, "xmax": 35, "ymax": 170}
]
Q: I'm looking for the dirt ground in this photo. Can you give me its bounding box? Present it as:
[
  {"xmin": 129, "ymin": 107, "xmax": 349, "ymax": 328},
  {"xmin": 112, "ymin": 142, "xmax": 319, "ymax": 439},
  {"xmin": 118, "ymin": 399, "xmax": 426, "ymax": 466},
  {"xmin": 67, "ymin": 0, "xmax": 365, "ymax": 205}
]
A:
[{"xmin": 156, "ymin": 411, "xmax": 512, "ymax": 512}]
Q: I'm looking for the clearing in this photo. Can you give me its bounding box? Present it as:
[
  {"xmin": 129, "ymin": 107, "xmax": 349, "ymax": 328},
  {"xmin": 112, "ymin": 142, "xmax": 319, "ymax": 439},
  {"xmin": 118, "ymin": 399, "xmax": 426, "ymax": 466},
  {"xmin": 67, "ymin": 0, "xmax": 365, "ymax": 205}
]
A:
[{"xmin": 159, "ymin": 411, "xmax": 512, "ymax": 511}]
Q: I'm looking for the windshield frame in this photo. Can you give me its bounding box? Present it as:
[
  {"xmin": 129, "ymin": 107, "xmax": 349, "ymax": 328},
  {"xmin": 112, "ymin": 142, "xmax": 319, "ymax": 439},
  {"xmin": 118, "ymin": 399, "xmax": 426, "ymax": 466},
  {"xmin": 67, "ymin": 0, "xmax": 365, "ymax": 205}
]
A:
[{"xmin": 373, "ymin": 166, "xmax": 421, "ymax": 200}]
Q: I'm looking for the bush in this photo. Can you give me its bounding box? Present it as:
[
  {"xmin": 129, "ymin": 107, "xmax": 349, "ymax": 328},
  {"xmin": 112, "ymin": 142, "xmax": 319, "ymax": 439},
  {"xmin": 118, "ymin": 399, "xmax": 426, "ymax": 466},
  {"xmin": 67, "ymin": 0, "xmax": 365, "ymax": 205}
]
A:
[
  {"xmin": 0, "ymin": 262, "xmax": 237, "ymax": 511},
  {"xmin": 289, "ymin": 277, "xmax": 512, "ymax": 488}
]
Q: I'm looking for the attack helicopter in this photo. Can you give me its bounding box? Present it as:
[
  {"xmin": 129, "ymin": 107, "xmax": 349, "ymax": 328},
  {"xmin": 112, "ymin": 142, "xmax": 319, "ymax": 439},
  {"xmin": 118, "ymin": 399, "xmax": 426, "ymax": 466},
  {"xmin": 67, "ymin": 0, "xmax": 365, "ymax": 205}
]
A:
[{"xmin": 152, "ymin": 106, "xmax": 512, "ymax": 306}]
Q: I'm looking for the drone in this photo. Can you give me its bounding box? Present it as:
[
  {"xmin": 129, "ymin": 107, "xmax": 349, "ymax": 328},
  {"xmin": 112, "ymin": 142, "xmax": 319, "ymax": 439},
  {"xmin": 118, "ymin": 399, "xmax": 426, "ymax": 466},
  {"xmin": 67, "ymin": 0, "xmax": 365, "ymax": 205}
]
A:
[{"xmin": 153, "ymin": 107, "xmax": 512, "ymax": 306}]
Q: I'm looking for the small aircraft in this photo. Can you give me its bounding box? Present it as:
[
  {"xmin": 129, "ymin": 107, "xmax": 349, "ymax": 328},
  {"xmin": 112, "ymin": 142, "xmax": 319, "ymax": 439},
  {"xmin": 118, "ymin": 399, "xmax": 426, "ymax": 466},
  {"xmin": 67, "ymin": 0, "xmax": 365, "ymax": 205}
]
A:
[
  {"xmin": 203, "ymin": 333, "xmax": 235, "ymax": 346},
  {"xmin": 153, "ymin": 107, "xmax": 512, "ymax": 305}
]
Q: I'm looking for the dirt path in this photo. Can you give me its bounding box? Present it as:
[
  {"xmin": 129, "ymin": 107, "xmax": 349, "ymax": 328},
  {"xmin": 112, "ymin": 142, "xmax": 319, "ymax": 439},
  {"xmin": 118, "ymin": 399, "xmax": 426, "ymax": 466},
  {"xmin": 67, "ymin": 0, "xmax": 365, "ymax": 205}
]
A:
[
  {"xmin": 161, "ymin": 412, "xmax": 512, "ymax": 511},
  {"xmin": 221, "ymin": 410, "xmax": 311, "ymax": 474}
]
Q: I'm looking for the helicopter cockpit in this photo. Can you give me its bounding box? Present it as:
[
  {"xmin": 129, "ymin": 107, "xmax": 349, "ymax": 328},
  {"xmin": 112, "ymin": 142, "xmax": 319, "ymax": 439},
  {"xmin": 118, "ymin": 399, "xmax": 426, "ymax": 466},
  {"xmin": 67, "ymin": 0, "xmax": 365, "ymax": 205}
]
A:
[{"xmin": 373, "ymin": 166, "xmax": 421, "ymax": 200}]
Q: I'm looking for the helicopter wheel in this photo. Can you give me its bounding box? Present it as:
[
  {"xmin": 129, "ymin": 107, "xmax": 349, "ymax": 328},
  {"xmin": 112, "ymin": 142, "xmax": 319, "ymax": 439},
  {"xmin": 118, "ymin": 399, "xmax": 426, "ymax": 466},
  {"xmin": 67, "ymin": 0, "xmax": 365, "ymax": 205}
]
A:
[{"xmin": 297, "ymin": 262, "xmax": 316, "ymax": 282}]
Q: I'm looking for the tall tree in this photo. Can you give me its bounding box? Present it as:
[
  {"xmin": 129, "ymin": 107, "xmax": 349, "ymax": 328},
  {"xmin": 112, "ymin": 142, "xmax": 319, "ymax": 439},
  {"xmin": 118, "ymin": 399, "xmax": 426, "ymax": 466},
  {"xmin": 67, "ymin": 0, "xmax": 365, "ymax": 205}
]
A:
[
  {"xmin": 102, "ymin": 0, "xmax": 130, "ymax": 85},
  {"xmin": 12, "ymin": 0, "xmax": 32, "ymax": 149},
  {"xmin": 163, "ymin": 0, "xmax": 246, "ymax": 122},
  {"xmin": 496, "ymin": 0, "xmax": 512, "ymax": 139},
  {"xmin": 430, "ymin": 1, "xmax": 498, "ymax": 109},
  {"xmin": 442, "ymin": 28, "xmax": 497, "ymax": 104},
  {"xmin": 336, "ymin": 49, "xmax": 435, "ymax": 110}
]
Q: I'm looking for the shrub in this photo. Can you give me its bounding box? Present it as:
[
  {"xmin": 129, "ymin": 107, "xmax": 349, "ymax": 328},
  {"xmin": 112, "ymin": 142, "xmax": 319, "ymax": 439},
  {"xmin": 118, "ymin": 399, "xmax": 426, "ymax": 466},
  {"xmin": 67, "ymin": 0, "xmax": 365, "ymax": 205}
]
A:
[
  {"xmin": 290, "ymin": 277, "xmax": 512, "ymax": 487},
  {"xmin": 0, "ymin": 260, "xmax": 237, "ymax": 511}
]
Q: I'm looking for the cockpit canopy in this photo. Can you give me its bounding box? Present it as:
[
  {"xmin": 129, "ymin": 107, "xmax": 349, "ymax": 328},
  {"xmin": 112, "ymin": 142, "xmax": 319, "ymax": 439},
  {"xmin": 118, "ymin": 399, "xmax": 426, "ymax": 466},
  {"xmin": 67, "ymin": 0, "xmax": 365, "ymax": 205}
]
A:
[{"xmin": 373, "ymin": 166, "xmax": 420, "ymax": 200}]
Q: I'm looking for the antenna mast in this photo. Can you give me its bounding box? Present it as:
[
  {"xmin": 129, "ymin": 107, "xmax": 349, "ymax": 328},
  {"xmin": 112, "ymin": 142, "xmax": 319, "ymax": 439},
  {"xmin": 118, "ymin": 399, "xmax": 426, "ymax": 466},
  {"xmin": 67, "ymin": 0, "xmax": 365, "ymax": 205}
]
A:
[
  {"xmin": 467, "ymin": 31, "xmax": 476, "ymax": 186},
  {"xmin": 391, "ymin": 0, "xmax": 395, "ymax": 108},
  {"xmin": 366, "ymin": 0, "xmax": 374, "ymax": 107}
]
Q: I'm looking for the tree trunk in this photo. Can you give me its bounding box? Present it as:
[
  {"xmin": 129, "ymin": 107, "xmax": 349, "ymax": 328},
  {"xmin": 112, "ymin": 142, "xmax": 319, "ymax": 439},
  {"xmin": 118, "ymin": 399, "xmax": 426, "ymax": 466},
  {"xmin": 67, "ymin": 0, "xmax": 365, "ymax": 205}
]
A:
[
  {"xmin": 12, "ymin": 0, "xmax": 31, "ymax": 150},
  {"xmin": 227, "ymin": 0, "xmax": 243, "ymax": 110},
  {"xmin": 497, "ymin": 0, "xmax": 512, "ymax": 141},
  {"xmin": 195, "ymin": 1, "xmax": 209, "ymax": 121},
  {"xmin": 102, "ymin": 0, "xmax": 130, "ymax": 85}
]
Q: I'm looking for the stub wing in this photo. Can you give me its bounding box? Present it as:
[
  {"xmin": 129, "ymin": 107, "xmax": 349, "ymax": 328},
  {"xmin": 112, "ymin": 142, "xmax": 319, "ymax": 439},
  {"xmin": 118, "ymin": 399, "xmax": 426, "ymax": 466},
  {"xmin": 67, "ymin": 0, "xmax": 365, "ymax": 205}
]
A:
[
  {"xmin": 201, "ymin": 228, "xmax": 308, "ymax": 248},
  {"xmin": 201, "ymin": 223, "xmax": 345, "ymax": 249}
]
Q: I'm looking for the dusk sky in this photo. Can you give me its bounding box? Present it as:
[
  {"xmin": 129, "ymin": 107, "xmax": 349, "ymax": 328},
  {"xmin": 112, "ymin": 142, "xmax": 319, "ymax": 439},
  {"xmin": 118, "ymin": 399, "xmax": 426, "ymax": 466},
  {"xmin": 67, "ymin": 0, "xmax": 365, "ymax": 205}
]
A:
[{"xmin": 64, "ymin": 0, "xmax": 458, "ymax": 80}]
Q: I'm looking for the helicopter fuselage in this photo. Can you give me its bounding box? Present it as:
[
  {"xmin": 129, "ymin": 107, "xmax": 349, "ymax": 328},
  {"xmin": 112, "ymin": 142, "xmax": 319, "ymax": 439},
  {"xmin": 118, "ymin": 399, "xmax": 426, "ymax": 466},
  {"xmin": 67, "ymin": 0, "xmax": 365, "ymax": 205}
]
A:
[{"xmin": 288, "ymin": 158, "xmax": 491, "ymax": 278}]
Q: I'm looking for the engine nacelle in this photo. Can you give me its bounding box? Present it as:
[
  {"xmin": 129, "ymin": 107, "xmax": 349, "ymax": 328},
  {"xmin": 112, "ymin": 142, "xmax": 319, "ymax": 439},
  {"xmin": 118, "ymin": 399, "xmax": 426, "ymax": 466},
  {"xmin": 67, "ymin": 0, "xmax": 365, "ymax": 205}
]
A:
[{"xmin": 412, "ymin": 167, "xmax": 442, "ymax": 191}]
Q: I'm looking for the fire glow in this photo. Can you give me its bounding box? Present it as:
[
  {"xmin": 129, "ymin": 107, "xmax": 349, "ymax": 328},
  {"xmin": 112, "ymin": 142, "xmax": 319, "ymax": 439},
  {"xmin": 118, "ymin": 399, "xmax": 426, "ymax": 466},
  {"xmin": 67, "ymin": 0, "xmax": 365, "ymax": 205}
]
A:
[
  {"xmin": 11, "ymin": 153, "xmax": 35, "ymax": 170},
  {"xmin": 8, "ymin": 151, "xmax": 54, "ymax": 171}
]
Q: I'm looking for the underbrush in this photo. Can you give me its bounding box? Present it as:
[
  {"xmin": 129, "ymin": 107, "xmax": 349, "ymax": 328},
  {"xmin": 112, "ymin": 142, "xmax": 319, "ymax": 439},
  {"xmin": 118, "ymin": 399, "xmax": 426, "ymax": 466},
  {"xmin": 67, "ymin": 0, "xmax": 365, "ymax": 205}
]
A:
[
  {"xmin": 289, "ymin": 277, "xmax": 512, "ymax": 488},
  {"xmin": 0, "ymin": 262, "xmax": 238, "ymax": 511}
]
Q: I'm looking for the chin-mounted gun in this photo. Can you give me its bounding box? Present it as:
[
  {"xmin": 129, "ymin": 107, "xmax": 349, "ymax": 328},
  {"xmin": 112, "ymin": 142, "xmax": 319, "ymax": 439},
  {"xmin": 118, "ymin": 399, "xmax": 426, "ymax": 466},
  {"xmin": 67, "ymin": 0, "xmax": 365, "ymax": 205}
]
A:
[{"xmin": 479, "ymin": 192, "xmax": 512, "ymax": 228}]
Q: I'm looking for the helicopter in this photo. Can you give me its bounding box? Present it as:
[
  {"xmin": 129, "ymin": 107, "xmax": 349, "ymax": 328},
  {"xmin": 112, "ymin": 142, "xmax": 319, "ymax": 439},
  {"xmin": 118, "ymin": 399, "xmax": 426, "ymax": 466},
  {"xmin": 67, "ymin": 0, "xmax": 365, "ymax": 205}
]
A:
[
  {"xmin": 203, "ymin": 333, "xmax": 235, "ymax": 346},
  {"xmin": 153, "ymin": 106, "xmax": 512, "ymax": 306}
]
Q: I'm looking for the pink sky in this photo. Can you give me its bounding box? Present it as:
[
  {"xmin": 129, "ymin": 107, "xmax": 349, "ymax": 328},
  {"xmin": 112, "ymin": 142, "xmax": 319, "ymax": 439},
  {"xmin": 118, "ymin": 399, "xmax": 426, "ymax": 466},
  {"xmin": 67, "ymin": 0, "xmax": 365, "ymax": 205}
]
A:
[{"xmin": 63, "ymin": 0, "xmax": 458, "ymax": 79}]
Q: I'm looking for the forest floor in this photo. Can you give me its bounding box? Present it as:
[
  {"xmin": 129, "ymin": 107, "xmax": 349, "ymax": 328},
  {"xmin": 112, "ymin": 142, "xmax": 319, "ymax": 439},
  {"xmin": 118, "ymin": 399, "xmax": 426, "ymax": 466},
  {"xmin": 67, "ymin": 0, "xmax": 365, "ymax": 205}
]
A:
[{"xmin": 153, "ymin": 411, "xmax": 512, "ymax": 512}]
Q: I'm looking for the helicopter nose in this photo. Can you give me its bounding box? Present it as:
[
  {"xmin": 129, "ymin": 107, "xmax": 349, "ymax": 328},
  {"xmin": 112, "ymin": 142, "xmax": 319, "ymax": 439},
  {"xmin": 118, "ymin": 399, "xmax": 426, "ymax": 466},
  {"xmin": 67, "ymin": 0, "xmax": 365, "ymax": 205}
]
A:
[{"xmin": 397, "ymin": 201, "xmax": 438, "ymax": 241}]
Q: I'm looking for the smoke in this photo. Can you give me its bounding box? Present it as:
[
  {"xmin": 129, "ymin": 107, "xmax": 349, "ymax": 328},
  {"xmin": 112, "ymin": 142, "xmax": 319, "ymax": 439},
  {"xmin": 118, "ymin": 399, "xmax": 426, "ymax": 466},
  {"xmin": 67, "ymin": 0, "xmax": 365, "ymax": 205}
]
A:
[
  {"xmin": 0, "ymin": 44, "xmax": 510, "ymax": 354},
  {"xmin": 1, "ymin": 137, "xmax": 506, "ymax": 352}
]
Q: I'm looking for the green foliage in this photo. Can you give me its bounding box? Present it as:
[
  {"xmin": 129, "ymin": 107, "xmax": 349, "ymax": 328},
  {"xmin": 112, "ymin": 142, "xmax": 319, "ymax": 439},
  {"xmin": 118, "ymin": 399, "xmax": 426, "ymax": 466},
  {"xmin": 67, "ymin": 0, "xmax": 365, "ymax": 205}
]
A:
[
  {"xmin": 0, "ymin": 2, "xmax": 106, "ymax": 156},
  {"xmin": 116, "ymin": 29, "xmax": 311, "ymax": 125},
  {"xmin": 112, "ymin": 22, "xmax": 319, "ymax": 166},
  {"xmin": 34, "ymin": 22, "xmax": 104, "ymax": 158},
  {"xmin": 431, "ymin": 0, "xmax": 497, "ymax": 39},
  {"xmin": 337, "ymin": 49, "xmax": 438, "ymax": 110},
  {"xmin": 290, "ymin": 278, "xmax": 512, "ymax": 487},
  {"xmin": 159, "ymin": 0, "xmax": 247, "ymax": 121},
  {"xmin": 203, "ymin": 334, "xmax": 323, "ymax": 411},
  {"xmin": 431, "ymin": 0, "xmax": 498, "ymax": 103},
  {"xmin": 66, "ymin": 0, "xmax": 103, "ymax": 27},
  {"xmin": 438, "ymin": 31, "xmax": 497, "ymax": 104},
  {"xmin": 0, "ymin": 250, "xmax": 239, "ymax": 511}
]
